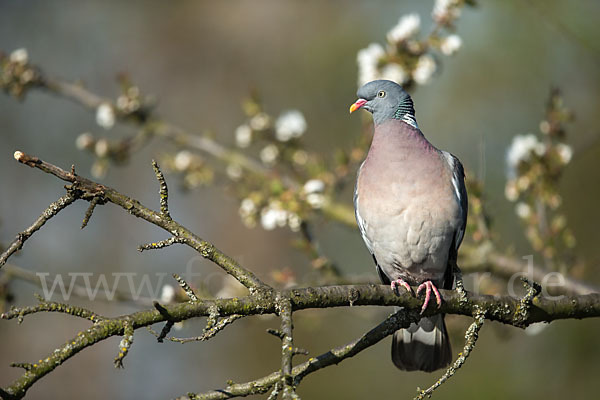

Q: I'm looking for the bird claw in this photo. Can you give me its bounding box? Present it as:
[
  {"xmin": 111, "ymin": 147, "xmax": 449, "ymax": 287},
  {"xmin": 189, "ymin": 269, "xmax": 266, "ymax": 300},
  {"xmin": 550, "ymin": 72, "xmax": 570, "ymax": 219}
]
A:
[
  {"xmin": 390, "ymin": 278, "xmax": 413, "ymax": 295},
  {"xmin": 416, "ymin": 281, "xmax": 442, "ymax": 314}
]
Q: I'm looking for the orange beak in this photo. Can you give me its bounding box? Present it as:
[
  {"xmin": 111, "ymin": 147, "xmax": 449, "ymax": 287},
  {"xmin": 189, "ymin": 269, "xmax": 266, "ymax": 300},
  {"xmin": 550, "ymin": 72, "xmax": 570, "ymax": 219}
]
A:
[{"xmin": 349, "ymin": 98, "xmax": 367, "ymax": 114}]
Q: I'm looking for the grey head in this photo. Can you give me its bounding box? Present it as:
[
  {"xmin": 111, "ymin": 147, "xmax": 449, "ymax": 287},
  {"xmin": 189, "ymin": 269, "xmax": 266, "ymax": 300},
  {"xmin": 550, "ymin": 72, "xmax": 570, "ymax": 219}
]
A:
[{"xmin": 349, "ymin": 80, "xmax": 417, "ymax": 128}]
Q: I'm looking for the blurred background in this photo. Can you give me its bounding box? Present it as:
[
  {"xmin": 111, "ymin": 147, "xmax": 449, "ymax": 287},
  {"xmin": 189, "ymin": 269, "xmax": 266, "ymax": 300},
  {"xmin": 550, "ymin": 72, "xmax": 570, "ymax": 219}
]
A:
[{"xmin": 1, "ymin": 0, "xmax": 600, "ymax": 398}]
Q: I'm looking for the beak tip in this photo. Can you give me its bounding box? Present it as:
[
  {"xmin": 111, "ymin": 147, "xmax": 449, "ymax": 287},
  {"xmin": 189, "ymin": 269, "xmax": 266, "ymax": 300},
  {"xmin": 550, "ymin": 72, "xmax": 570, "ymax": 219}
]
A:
[{"xmin": 349, "ymin": 99, "xmax": 367, "ymax": 115}]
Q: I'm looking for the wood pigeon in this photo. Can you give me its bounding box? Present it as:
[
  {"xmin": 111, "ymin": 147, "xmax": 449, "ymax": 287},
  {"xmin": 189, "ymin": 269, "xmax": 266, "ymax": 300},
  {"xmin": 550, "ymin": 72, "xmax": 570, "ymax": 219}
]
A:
[{"xmin": 350, "ymin": 80, "xmax": 467, "ymax": 372}]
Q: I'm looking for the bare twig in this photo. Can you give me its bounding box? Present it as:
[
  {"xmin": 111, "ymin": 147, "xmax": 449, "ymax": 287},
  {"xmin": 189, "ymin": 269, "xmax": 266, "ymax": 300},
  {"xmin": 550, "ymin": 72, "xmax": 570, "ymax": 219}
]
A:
[
  {"xmin": 279, "ymin": 298, "xmax": 299, "ymax": 399},
  {"xmin": 151, "ymin": 160, "xmax": 171, "ymax": 219},
  {"xmin": 137, "ymin": 236, "xmax": 184, "ymax": 251},
  {"xmin": 173, "ymin": 273, "xmax": 199, "ymax": 302},
  {"xmin": 0, "ymin": 179, "xmax": 76, "ymax": 268},
  {"xmin": 415, "ymin": 308, "xmax": 486, "ymax": 399},
  {"xmin": 114, "ymin": 318, "xmax": 134, "ymax": 368},
  {"xmin": 1, "ymin": 293, "xmax": 103, "ymax": 323},
  {"xmin": 81, "ymin": 195, "xmax": 102, "ymax": 229},
  {"xmin": 159, "ymin": 314, "xmax": 243, "ymax": 344}
]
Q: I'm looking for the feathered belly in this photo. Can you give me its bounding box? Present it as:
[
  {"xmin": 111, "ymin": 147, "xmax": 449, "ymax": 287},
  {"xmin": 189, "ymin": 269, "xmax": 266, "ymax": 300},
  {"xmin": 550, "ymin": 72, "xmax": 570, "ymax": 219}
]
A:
[{"xmin": 357, "ymin": 192, "xmax": 459, "ymax": 284}]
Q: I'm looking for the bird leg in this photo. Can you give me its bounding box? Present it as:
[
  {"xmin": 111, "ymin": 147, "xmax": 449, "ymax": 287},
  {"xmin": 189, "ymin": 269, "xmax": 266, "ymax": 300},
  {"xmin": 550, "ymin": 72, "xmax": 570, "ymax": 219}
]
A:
[
  {"xmin": 390, "ymin": 278, "xmax": 412, "ymax": 295},
  {"xmin": 416, "ymin": 281, "xmax": 442, "ymax": 314}
]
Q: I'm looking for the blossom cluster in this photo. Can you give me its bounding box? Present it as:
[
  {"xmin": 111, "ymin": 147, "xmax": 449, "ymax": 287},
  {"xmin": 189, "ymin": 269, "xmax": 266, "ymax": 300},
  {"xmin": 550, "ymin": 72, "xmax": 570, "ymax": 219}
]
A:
[
  {"xmin": 0, "ymin": 48, "xmax": 39, "ymax": 99},
  {"xmin": 356, "ymin": 0, "xmax": 468, "ymax": 88},
  {"xmin": 504, "ymin": 90, "xmax": 576, "ymax": 262},
  {"xmin": 237, "ymin": 177, "xmax": 327, "ymax": 232}
]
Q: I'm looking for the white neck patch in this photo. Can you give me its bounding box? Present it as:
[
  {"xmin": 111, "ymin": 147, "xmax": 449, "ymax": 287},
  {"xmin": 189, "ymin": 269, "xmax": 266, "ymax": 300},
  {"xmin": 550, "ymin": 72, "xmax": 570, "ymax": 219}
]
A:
[{"xmin": 401, "ymin": 114, "xmax": 419, "ymax": 129}]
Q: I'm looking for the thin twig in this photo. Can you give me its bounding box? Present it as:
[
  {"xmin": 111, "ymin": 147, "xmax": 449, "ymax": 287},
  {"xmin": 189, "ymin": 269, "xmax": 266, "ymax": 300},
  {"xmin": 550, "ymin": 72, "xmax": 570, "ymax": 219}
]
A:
[
  {"xmin": 0, "ymin": 184, "xmax": 76, "ymax": 268},
  {"xmin": 173, "ymin": 273, "xmax": 199, "ymax": 302},
  {"xmin": 513, "ymin": 277, "xmax": 542, "ymax": 328},
  {"xmin": 165, "ymin": 314, "xmax": 243, "ymax": 343},
  {"xmin": 114, "ymin": 318, "xmax": 134, "ymax": 368},
  {"xmin": 81, "ymin": 196, "xmax": 101, "ymax": 229},
  {"xmin": 137, "ymin": 236, "xmax": 184, "ymax": 251},
  {"xmin": 415, "ymin": 309, "xmax": 486, "ymax": 399},
  {"xmin": 279, "ymin": 298, "xmax": 298, "ymax": 399},
  {"xmin": 151, "ymin": 160, "xmax": 171, "ymax": 219},
  {"xmin": 1, "ymin": 293, "xmax": 103, "ymax": 324}
]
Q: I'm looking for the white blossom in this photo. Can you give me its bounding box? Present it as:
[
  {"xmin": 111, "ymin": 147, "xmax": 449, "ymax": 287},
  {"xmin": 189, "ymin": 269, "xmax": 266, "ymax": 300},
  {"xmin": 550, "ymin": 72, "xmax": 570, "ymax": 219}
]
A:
[
  {"xmin": 515, "ymin": 202, "xmax": 531, "ymax": 219},
  {"xmin": 235, "ymin": 124, "xmax": 252, "ymax": 148},
  {"xmin": 433, "ymin": 0, "xmax": 461, "ymax": 22},
  {"xmin": 275, "ymin": 110, "xmax": 307, "ymax": 142},
  {"xmin": 357, "ymin": 43, "xmax": 385, "ymax": 86},
  {"xmin": 94, "ymin": 138, "xmax": 109, "ymax": 158},
  {"xmin": 260, "ymin": 144, "xmax": 279, "ymax": 166},
  {"xmin": 116, "ymin": 95, "xmax": 129, "ymax": 110},
  {"xmin": 91, "ymin": 161, "xmax": 107, "ymax": 179},
  {"xmin": 226, "ymin": 163, "xmax": 243, "ymax": 180},
  {"xmin": 556, "ymin": 143, "xmax": 573, "ymax": 164},
  {"xmin": 160, "ymin": 284, "xmax": 176, "ymax": 304},
  {"xmin": 96, "ymin": 102, "xmax": 115, "ymax": 129},
  {"xmin": 440, "ymin": 34, "xmax": 462, "ymax": 56},
  {"xmin": 539, "ymin": 120, "xmax": 551, "ymax": 135},
  {"xmin": 303, "ymin": 179, "xmax": 325, "ymax": 194},
  {"xmin": 260, "ymin": 204, "xmax": 288, "ymax": 230},
  {"xmin": 506, "ymin": 134, "xmax": 546, "ymax": 171},
  {"xmin": 239, "ymin": 198, "xmax": 256, "ymax": 218},
  {"xmin": 380, "ymin": 64, "xmax": 408, "ymax": 85},
  {"xmin": 412, "ymin": 55, "xmax": 436, "ymax": 85},
  {"xmin": 287, "ymin": 213, "xmax": 302, "ymax": 232},
  {"xmin": 10, "ymin": 48, "xmax": 28, "ymax": 65},
  {"xmin": 76, "ymin": 132, "xmax": 94, "ymax": 150},
  {"xmin": 260, "ymin": 208, "xmax": 278, "ymax": 230},
  {"xmin": 174, "ymin": 150, "xmax": 194, "ymax": 171},
  {"xmin": 306, "ymin": 193, "xmax": 325, "ymax": 209},
  {"xmin": 249, "ymin": 112, "xmax": 270, "ymax": 131},
  {"xmin": 387, "ymin": 14, "xmax": 421, "ymax": 44}
]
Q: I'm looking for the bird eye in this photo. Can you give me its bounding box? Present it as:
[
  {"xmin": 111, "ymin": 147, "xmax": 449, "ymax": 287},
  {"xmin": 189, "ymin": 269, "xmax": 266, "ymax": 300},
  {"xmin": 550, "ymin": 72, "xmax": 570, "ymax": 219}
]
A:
[{"xmin": 377, "ymin": 90, "xmax": 386, "ymax": 98}]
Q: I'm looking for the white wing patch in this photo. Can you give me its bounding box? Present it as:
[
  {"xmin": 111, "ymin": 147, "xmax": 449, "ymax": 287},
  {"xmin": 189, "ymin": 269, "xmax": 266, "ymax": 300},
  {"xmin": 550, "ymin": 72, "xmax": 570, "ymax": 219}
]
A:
[
  {"xmin": 441, "ymin": 151, "xmax": 467, "ymax": 251},
  {"xmin": 354, "ymin": 193, "xmax": 374, "ymax": 254},
  {"xmin": 354, "ymin": 161, "xmax": 374, "ymax": 255}
]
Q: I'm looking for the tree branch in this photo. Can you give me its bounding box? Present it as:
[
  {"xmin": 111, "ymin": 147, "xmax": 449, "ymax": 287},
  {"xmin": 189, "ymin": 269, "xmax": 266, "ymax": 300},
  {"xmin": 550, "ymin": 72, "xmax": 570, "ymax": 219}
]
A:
[{"xmin": 2, "ymin": 282, "xmax": 599, "ymax": 399}]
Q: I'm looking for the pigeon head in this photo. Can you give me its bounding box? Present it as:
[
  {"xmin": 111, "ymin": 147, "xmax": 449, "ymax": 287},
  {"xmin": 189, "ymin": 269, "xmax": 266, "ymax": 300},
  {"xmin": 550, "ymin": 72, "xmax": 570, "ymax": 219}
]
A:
[{"xmin": 349, "ymin": 80, "xmax": 417, "ymax": 127}]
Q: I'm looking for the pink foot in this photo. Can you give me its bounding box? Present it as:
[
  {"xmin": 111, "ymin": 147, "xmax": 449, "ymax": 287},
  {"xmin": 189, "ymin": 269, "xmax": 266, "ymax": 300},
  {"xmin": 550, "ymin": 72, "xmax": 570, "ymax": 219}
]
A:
[
  {"xmin": 416, "ymin": 281, "xmax": 442, "ymax": 314},
  {"xmin": 390, "ymin": 278, "xmax": 413, "ymax": 295}
]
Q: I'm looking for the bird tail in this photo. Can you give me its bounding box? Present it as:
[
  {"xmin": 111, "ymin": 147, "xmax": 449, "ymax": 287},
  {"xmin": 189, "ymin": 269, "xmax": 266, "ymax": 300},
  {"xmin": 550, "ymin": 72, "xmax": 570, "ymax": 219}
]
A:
[{"xmin": 392, "ymin": 313, "xmax": 451, "ymax": 372}]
